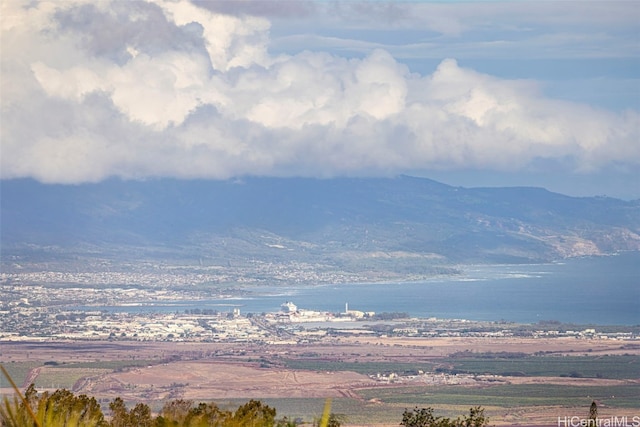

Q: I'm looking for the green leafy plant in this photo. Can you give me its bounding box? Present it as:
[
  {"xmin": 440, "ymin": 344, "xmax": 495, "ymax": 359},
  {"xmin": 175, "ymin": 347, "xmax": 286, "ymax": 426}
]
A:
[{"xmin": 401, "ymin": 406, "xmax": 488, "ymax": 427}]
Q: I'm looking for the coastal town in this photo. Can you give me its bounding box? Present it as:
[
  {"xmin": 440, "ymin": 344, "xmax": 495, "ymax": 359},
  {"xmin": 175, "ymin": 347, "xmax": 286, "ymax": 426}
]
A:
[
  {"xmin": 2, "ymin": 271, "xmax": 639, "ymax": 426},
  {"xmin": 2, "ymin": 278, "xmax": 637, "ymax": 343}
]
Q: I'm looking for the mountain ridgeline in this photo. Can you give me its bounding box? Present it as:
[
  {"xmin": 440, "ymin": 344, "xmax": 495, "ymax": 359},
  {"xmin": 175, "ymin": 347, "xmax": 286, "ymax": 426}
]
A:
[{"xmin": 2, "ymin": 176, "xmax": 639, "ymax": 271}]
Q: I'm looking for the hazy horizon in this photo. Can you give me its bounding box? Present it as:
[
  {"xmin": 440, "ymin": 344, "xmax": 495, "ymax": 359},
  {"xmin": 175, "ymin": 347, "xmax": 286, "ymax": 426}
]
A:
[
  {"xmin": 1, "ymin": 172, "xmax": 638, "ymax": 201},
  {"xmin": 1, "ymin": 0, "xmax": 638, "ymax": 199}
]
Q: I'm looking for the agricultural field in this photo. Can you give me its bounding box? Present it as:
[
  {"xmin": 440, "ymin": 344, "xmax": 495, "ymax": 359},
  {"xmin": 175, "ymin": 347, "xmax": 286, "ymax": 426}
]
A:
[
  {"xmin": 0, "ymin": 358, "xmax": 159, "ymax": 391},
  {"xmin": 282, "ymin": 360, "xmax": 435, "ymax": 375},
  {"xmin": 282, "ymin": 354, "xmax": 640, "ymax": 379},
  {"xmin": 435, "ymin": 354, "xmax": 640, "ymax": 379},
  {"xmin": 1, "ymin": 338, "xmax": 639, "ymax": 426},
  {"xmin": 358, "ymin": 384, "xmax": 640, "ymax": 409}
]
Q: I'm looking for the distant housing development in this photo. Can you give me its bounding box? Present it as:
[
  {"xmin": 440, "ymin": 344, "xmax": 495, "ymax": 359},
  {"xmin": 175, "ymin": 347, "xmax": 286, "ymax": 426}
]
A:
[{"xmin": 1, "ymin": 284, "xmax": 636, "ymax": 344}]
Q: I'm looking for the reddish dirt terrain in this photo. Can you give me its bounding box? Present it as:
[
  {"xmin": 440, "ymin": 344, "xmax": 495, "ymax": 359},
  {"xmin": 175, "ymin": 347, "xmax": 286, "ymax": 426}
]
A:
[
  {"xmin": 1, "ymin": 337, "xmax": 638, "ymax": 426},
  {"xmin": 82, "ymin": 360, "xmax": 373, "ymax": 400}
]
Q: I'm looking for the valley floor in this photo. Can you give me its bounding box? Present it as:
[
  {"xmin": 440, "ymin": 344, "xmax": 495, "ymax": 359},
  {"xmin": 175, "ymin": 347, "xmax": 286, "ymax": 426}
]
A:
[{"xmin": 1, "ymin": 336, "xmax": 639, "ymax": 426}]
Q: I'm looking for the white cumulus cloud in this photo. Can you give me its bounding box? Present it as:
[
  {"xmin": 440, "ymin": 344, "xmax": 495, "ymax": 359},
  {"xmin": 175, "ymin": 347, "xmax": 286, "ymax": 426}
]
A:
[{"xmin": 1, "ymin": 0, "xmax": 638, "ymax": 184}]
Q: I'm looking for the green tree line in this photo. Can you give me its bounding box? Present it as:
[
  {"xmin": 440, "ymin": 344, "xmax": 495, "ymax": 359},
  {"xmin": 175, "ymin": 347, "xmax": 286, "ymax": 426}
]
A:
[
  {"xmin": 1, "ymin": 384, "xmax": 348, "ymax": 427},
  {"xmin": 400, "ymin": 406, "xmax": 488, "ymax": 427}
]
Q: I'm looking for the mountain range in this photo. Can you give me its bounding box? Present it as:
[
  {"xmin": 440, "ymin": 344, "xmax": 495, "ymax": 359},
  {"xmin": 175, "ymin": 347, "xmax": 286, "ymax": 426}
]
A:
[{"xmin": 2, "ymin": 176, "xmax": 639, "ymax": 277}]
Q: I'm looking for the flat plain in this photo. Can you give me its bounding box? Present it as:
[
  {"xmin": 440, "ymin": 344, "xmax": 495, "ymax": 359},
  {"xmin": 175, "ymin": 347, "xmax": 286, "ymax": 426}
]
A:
[{"xmin": 2, "ymin": 335, "xmax": 639, "ymax": 426}]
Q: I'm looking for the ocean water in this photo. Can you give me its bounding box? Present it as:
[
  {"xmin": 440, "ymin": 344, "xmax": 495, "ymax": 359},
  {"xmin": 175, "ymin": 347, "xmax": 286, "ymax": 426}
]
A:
[
  {"xmin": 90, "ymin": 252, "xmax": 640, "ymax": 325},
  {"xmin": 235, "ymin": 252, "xmax": 640, "ymax": 325}
]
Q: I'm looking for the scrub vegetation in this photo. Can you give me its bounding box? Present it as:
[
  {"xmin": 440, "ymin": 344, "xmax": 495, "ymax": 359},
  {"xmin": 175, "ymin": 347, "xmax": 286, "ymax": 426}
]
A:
[{"xmin": 0, "ymin": 385, "xmax": 490, "ymax": 427}]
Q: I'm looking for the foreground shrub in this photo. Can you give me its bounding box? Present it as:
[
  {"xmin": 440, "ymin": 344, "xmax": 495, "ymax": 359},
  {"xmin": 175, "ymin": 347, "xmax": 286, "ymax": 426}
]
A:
[
  {"xmin": 0, "ymin": 385, "xmax": 309, "ymax": 427},
  {"xmin": 1, "ymin": 384, "xmax": 107, "ymax": 427},
  {"xmin": 401, "ymin": 406, "xmax": 488, "ymax": 427}
]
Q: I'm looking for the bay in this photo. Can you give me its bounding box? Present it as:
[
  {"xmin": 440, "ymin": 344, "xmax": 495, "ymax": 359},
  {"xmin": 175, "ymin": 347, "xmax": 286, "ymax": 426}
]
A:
[{"xmin": 86, "ymin": 252, "xmax": 640, "ymax": 325}]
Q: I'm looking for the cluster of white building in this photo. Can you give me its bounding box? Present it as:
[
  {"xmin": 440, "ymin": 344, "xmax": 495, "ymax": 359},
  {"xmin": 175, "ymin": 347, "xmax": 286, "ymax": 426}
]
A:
[{"xmin": 268, "ymin": 301, "xmax": 374, "ymax": 323}]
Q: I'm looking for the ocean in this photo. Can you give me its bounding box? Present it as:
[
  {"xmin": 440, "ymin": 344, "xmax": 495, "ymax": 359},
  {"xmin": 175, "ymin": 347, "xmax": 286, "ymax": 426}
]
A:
[{"xmin": 86, "ymin": 251, "xmax": 640, "ymax": 325}]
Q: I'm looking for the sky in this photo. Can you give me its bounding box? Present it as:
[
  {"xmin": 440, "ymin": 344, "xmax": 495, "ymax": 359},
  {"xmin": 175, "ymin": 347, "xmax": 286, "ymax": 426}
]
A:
[{"xmin": 1, "ymin": 0, "xmax": 639, "ymax": 198}]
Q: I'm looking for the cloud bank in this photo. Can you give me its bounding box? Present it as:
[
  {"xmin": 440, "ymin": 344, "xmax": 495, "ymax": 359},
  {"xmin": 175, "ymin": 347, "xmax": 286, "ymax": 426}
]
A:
[{"xmin": 1, "ymin": 0, "xmax": 638, "ymax": 184}]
